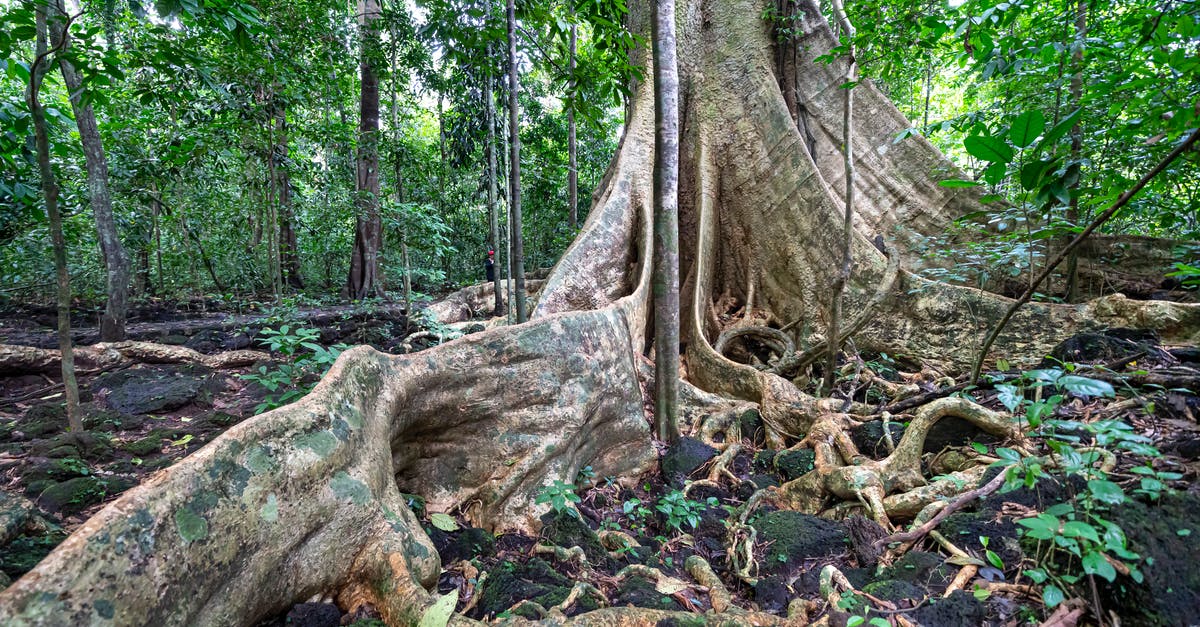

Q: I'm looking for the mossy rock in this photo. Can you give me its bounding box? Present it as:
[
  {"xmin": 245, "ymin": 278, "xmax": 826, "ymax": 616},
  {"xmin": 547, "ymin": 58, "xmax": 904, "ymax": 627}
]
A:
[
  {"xmin": 921, "ymin": 416, "xmax": 999, "ymax": 453},
  {"xmin": 435, "ymin": 527, "xmax": 496, "ymax": 565},
  {"xmin": 861, "ymin": 579, "xmax": 923, "ymax": 604},
  {"xmin": 939, "ymin": 510, "xmax": 1023, "ymax": 569},
  {"xmin": 28, "ymin": 431, "xmax": 113, "ymax": 461},
  {"xmin": 0, "ymin": 528, "xmax": 67, "ymax": 579},
  {"xmin": 20, "ymin": 457, "xmax": 93, "ymax": 486},
  {"xmin": 752, "ymin": 510, "xmax": 850, "ymax": 575},
  {"xmin": 539, "ymin": 509, "xmax": 608, "ymax": 566},
  {"xmin": 93, "ymin": 365, "xmax": 224, "ymax": 415},
  {"xmin": 911, "ymin": 589, "xmax": 986, "ymax": 626},
  {"xmin": 15, "ymin": 404, "xmax": 68, "ymax": 439},
  {"xmin": 119, "ymin": 428, "xmax": 176, "ymax": 456},
  {"xmin": 660, "ymin": 437, "xmax": 718, "ymax": 488},
  {"xmin": 612, "ymin": 575, "xmax": 682, "ymax": 611},
  {"xmin": 849, "ymin": 420, "xmax": 906, "ymax": 458},
  {"xmin": 753, "ymin": 450, "xmax": 777, "ymax": 473},
  {"xmin": 36, "ymin": 476, "xmax": 136, "ymax": 516},
  {"xmin": 737, "ymin": 409, "xmax": 765, "ymax": 445},
  {"xmin": 774, "ymin": 449, "xmax": 815, "ymax": 481},
  {"xmin": 753, "ymin": 577, "xmax": 792, "ymax": 614},
  {"xmin": 1087, "ymin": 492, "xmax": 1200, "ymax": 626},
  {"xmin": 475, "ymin": 558, "xmax": 572, "ymax": 619},
  {"xmin": 881, "ymin": 550, "xmax": 951, "ymax": 589}
]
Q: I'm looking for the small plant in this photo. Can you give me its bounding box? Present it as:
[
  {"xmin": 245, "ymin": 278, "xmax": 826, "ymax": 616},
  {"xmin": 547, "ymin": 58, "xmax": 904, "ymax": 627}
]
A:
[
  {"xmin": 535, "ymin": 479, "xmax": 581, "ymax": 518},
  {"xmin": 240, "ymin": 325, "xmax": 348, "ymax": 414},
  {"xmin": 656, "ymin": 490, "xmax": 718, "ymax": 534}
]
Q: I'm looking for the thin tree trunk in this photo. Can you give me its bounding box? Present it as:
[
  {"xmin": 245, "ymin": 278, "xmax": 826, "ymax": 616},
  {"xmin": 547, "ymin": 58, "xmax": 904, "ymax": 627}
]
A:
[
  {"xmin": 486, "ymin": 65, "xmax": 505, "ymax": 316},
  {"xmin": 1064, "ymin": 0, "xmax": 1087, "ymax": 302},
  {"xmin": 825, "ymin": 0, "xmax": 856, "ymax": 393},
  {"xmin": 506, "ymin": 0, "xmax": 528, "ymax": 322},
  {"xmin": 28, "ymin": 7, "xmax": 80, "ymax": 431},
  {"xmin": 275, "ymin": 101, "xmax": 303, "ymax": 290},
  {"xmin": 348, "ymin": 0, "xmax": 384, "ymax": 299},
  {"xmin": 652, "ymin": 0, "xmax": 680, "ymax": 442},
  {"xmin": 49, "ymin": 0, "xmax": 129, "ymax": 341},
  {"xmin": 568, "ymin": 19, "xmax": 578, "ymax": 230}
]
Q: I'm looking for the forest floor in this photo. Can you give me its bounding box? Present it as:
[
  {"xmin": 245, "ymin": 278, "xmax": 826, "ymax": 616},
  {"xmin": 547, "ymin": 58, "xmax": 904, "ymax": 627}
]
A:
[{"xmin": 1, "ymin": 297, "xmax": 1199, "ymax": 626}]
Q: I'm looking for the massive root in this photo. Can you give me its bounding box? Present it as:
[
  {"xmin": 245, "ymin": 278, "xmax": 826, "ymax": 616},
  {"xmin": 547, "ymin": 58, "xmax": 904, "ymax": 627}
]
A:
[{"xmin": 2, "ymin": 0, "xmax": 1196, "ymax": 623}]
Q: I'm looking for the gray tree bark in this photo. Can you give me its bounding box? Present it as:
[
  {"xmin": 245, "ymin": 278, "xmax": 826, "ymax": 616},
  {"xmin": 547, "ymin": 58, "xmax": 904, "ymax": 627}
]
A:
[
  {"xmin": 348, "ymin": 0, "xmax": 384, "ymax": 299},
  {"xmin": 507, "ymin": 0, "xmax": 528, "ymax": 322},
  {"xmin": 652, "ymin": 0, "xmax": 680, "ymax": 441}
]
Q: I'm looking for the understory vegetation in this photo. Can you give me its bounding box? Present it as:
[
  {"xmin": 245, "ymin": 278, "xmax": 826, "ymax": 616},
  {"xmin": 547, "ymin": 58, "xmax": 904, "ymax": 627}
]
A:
[{"xmin": 1, "ymin": 0, "xmax": 1198, "ymax": 625}]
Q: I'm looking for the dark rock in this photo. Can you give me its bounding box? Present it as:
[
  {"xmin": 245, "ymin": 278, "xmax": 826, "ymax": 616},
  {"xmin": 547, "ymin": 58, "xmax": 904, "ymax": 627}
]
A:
[
  {"xmin": 20, "ymin": 457, "xmax": 92, "ymax": 485},
  {"xmin": 36, "ymin": 476, "xmax": 135, "ymax": 515},
  {"xmin": 437, "ymin": 527, "xmax": 496, "ymax": 565},
  {"xmin": 861, "ymin": 579, "xmax": 923, "ymax": 604},
  {"xmin": 1044, "ymin": 328, "xmax": 1162, "ymax": 367},
  {"xmin": 540, "ymin": 509, "xmax": 608, "ymax": 566},
  {"xmin": 881, "ymin": 550, "xmax": 951, "ymax": 590},
  {"xmin": 612, "ymin": 575, "xmax": 682, "ymax": 611},
  {"xmin": 922, "ymin": 416, "xmax": 998, "ymax": 453},
  {"xmin": 748, "ymin": 474, "xmax": 779, "ymax": 490},
  {"xmin": 16, "ymin": 404, "xmax": 68, "ymax": 438},
  {"xmin": 222, "ymin": 332, "xmax": 253, "ymax": 351},
  {"xmin": 939, "ymin": 510, "xmax": 1023, "ymax": 569},
  {"xmin": 28, "ymin": 431, "xmax": 112, "ymax": 461},
  {"xmin": 912, "ymin": 589, "xmax": 986, "ymax": 626},
  {"xmin": 752, "ymin": 510, "xmax": 850, "ymax": 575},
  {"xmin": 1092, "ymin": 492, "xmax": 1200, "ymax": 626},
  {"xmin": 93, "ymin": 365, "xmax": 224, "ymax": 415},
  {"xmin": 753, "ymin": 450, "xmax": 777, "ymax": 473},
  {"xmin": 738, "ymin": 409, "xmax": 765, "ymax": 445},
  {"xmin": 850, "ymin": 420, "xmax": 906, "ymax": 458},
  {"xmin": 660, "ymin": 437, "xmax": 718, "ymax": 487},
  {"xmin": 161, "ymin": 334, "xmax": 189, "ymax": 345},
  {"xmin": 476, "ymin": 558, "xmax": 573, "ymax": 619},
  {"xmin": 753, "ymin": 577, "xmax": 791, "ymax": 614},
  {"xmin": 119, "ymin": 428, "xmax": 176, "ymax": 456},
  {"xmin": 774, "ymin": 449, "xmax": 815, "ymax": 481},
  {"xmin": 184, "ymin": 329, "xmax": 227, "ymax": 354},
  {"xmin": 283, "ymin": 602, "xmax": 341, "ymax": 627}
]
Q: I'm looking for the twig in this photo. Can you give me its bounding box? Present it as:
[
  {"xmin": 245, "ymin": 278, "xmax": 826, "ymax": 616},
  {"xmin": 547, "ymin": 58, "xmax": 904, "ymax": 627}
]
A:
[
  {"xmin": 874, "ymin": 468, "xmax": 1008, "ymax": 549},
  {"xmin": 971, "ymin": 127, "xmax": 1200, "ymax": 384}
]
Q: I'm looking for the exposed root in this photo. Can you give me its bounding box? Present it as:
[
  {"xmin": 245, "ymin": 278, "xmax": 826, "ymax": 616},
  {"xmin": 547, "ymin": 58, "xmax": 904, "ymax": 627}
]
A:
[
  {"xmin": 548, "ymin": 582, "xmax": 607, "ymax": 616},
  {"xmin": 533, "ymin": 544, "xmax": 588, "ymax": 564},
  {"xmin": 598, "ymin": 530, "xmax": 642, "ymax": 554},
  {"xmin": 0, "ymin": 341, "xmax": 267, "ymax": 374},
  {"xmin": 818, "ymin": 564, "xmax": 856, "ymax": 607},
  {"xmin": 684, "ymin": 555, "xmax": 732, "ymax": 613},
  {"xmin": 714, "ymin": 325, "xmax": 794, "ymax": 369}
]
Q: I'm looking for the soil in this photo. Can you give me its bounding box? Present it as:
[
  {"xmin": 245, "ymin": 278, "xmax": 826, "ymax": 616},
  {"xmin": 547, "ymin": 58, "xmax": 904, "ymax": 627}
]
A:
[{"xmin": 2, "ymin": 302, "xmax": 1199, "ymax": 625}]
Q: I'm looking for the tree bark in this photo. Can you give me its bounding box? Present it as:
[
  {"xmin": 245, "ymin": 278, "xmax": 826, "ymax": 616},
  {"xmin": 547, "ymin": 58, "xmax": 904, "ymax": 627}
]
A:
[
  {"xmin": 49, "ymin": 0, "xmax": 130, "ymax": 342},
  {"xmin": 568, "ymin": 19, "xmax": 579, "ymax": 230},
  {"xmin": 275, "ymin": 101, "xmax": 303, "ymax": 290},
  {"xmin": 824, "ymin": 0, "xmax": 857, "ymax": 393},
  {"xmin": 486, "ymin": 63, "xmax": 506, "ymax": 316},
  {"xmin": 507, "ymin": 0, "xmax": 528, "ymax": 322},
  {"xmin": 652, "ymin": 0, "xmax": 680, "ymax": 442},
  {"xmin": 28, "ymin": 6, "xmax": 81, "ymax": 432},
  {"xmin": 1063, "ymin": 0, "xmax": 1087, "ymax": 302},
  {"xmin": 348, "ymin": 0, "xmax": 384, "ymax": 299}
]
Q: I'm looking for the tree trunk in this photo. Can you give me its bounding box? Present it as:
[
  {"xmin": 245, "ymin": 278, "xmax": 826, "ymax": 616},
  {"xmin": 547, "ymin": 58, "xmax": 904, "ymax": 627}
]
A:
[
  {"xmin": 652, "ymin": 0, "xmax": 680, "ymax": 442},
  {"xmin": 486, "ymin": 66, "xmax": 506, "ymax": 316},
  {"xmin": 1063, "ymin": 0, "xmax": 1087, "ymax": 302},
  {"xmin": 49, "ymin": 0, "xmax": 130, "ymax": 341},
  {"xmin": 568, "ymin": 20, "xmax": 579, "ymax": 230},
  {"xmin": 506, "ymin": 0, "xmax": 528, "ymax": 322},
  {"xmin": 348, "ymin": 0, "xmax": 384, "ymax": 300},
  {"xmin": 275, "ymin": 101, "xmax": 303, "ymax": 290},
  {"xmin": 4, "ymin": 0, "xmax": 1197, "ymax": 623},
  {"xmin": 28, "ymin": 7, "xmax": 81, "ymax": 432}
]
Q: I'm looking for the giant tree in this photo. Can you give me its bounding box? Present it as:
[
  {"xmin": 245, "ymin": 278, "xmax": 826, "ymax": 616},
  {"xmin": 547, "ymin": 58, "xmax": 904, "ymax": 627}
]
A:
[
  {"xmin": 348, "ymin": 0, "xmax": 385, "ymax": 299},
  {"xmin": 3, "ymin": 0, "xmax": 1197, "ymax": 624}
]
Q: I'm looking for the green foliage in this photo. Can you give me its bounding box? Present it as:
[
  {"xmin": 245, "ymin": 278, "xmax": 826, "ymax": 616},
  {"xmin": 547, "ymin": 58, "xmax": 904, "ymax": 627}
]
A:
[
  {"xmin": 655, "ymin": 490, "xmax": 717, "ymax": 534},
  {"xmin": 535, "ymin": 479, "xmax": 581, "ymax": 518},
  {"xmin": 989, "ymin": 366, "xmax": 1177, "ymax": 608},
  {"xmin": 239, "ymin": 325, "xmax": 346, "ymax": 414}
]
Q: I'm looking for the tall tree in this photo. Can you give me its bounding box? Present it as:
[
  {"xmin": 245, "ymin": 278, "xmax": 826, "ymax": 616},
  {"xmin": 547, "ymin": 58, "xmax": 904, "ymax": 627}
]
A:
[
  {"xmin": 652, "ymin": 0, "xmax": 680, "ymax": 442},
  {"xmin": 507, "ymin": 0, "xmax": 528, "ymax": 322},
  {"xmin": 49, "ymin": 0, "xmax": 130, "ymax": 341},
  {"xmin": 486, "ymin": 52, "xmax": 505, "ymax": 316},
  {"xmin": 27, "ymin": 6, "xmax": 81, "ymax": 431},
  {"xmin": 348, "ymin": 0, "xmax": 385, "ymax": 299},
  {"xmin": 567, "ymin": 15, "xmax": 578, "ymax": 230}
]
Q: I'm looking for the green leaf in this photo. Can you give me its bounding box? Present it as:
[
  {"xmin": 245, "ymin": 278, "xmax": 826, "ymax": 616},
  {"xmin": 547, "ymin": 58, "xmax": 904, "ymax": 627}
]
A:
[
  {"xmin": 417, "ymin": 590, "xmax": 459, "ymax": 627},
  {"xmin": 1088, "ymin": 479, "xmax": 1126, "ymax": 506},
  {"xmin": 1017, "ymin": 514, "xmax": 1058, "ymax": 540},
  {"xmin": 1057, "ymin": 375, "xmax": 1115, "ymax": 398},
  {"xmin": 996, "ymin": 384, "xmax": 1023, "ymax": 412},
  {"xmin": 430, "ymin": 512, "xmax": 459, "ymax": 532},
  {"xmin": 1010, "ymin": 110, "xmax": 1045, "ymax": 148},
  {"xmin": 983, "ymin": 162, "xmax": 1007, "ymax": 185},
  {"xmin": 1020, "ymin": 159, "xmax": 1057, "ymax": 191},
  {"xmin": 1082, "ymin": 551, "xmax": 1117, "ymax": 582},
  {"xmin": 1043, "ymin": 584, "xmax": 1065, "ymax": 608},
  {"xmin": 964, "ymin": 135, "xmax": 1014, "ymax": 163},
  {"xmin": 939, "ymin": 179, "xmax": 981, "ymax": 188},
  {"xmin": 1036, "ymin": 109, "xmax": 1081, "ymax": 153},
  {"xmin": 1062, "ymin": 521, "xmax": 1100, "ymax": 543}
]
